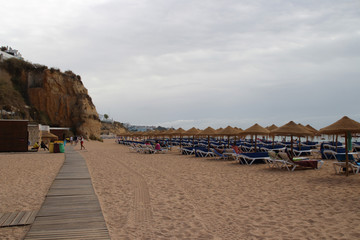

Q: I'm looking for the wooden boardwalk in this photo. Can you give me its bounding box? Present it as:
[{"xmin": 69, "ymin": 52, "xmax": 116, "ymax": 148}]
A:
[
  {"xmin": 25, "ymin": 146, "xmax": 110, "ymax": 240},
  {"xmin": 0, "ymin": 210, "xmax": 38, "ymax": 228}
]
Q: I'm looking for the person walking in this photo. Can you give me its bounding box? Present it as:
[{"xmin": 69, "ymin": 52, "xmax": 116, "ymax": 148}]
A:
[{"xmin": 80, "ymin": 137, "xmax": 86, "ymax": 150}]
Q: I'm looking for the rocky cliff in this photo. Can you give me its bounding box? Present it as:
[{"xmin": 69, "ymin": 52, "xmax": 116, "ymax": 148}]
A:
[{"xmin": 0, "ymin": 58, "xmax": 101, "ymax": 138}]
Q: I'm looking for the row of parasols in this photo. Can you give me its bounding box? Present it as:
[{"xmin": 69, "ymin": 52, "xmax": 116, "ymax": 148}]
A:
[{"xmin": 120, "ymin": 116, "xmax": 360, "ymax": 176}]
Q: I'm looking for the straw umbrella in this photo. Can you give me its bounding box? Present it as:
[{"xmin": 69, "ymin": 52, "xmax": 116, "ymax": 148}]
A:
[
  {"xmin": 200, "ymin": 127, "xmax": 217, "ymax": 150},
  {"xmin": 164, "ymin": 129, "xmax": 175, "ymax": 146},
  {"xmin": 215, "ymin": 128, "xmax": 224, "ymax": 143},
  {"xmin": 319, "ymin": 116, "xmax": 360, "ymax": 176},
  {"xmin": 185, "ymin": 127, "xmax": 201, "ymax": 146},
  {"xmin": 266, "ymin": 124, "xmax": 278, "ymax": 145},
  {"xmin": 220, "ymin": 126, "xmax": 238, "ymax": 147},
  {"xmin": 173, "ymin": 128, "xmax": 186, "ymax": 148},
  {"xmin": 266, "ymin": 124, "xmax": 278, "ymax": 131},
  {"xmin": 241, "ymin": 123, "xmax": 270, "ymax": 152},
  {"xmin": 305, "ymin": 124, "xmax": 319, "ymax": 135},
  {"xmin": 41, "ymin": 131, "xmax": 58, "ymax": 144},
  {"xmin": 234, "ymin": 127, "xmax": 244, "ymax": 141},
  {"xmin": 298, "ymin": 123, "xmax": 313, "ymax": 149},
  {"xmin": 270, "ymin": 121, "xmax": 313, "ymax": 157}
]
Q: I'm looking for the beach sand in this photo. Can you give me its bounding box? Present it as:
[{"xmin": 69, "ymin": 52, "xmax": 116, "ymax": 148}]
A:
[
  {"xmin": 1, "ymin": 139, "xmax": 360, "ymax": 239},
  {"xmin": 0, "ymin": 151, "xmax": 64, "ymax": 240},
  {"xmin": 81, "ymin": 140, "xmax": 360, "ymax": 239}
]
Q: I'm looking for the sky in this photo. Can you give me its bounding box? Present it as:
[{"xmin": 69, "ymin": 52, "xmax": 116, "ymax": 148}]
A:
[{"xmin": 1, "ymin": 0, "xmax": 360, "ymax": 130}]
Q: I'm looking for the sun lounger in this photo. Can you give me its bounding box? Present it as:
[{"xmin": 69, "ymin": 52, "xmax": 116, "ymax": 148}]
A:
[
  {"xmin": 333, "ymin": 153, "xmax": 360, "ymax": 174},
  {"xmin": 211, "ymin": 149, "xmax": 228, "ymax": 160},
  {"xmin": 321, "ymin": 149, "xmax": 338, "ymax": 159},
  {"xmin": 266, "ymin": 151, "xmax": 288, "ymax": 169},
  {"xmin": 197, "ymin": 149, "xmax": 216, "ymax": 157},
  {"xmin": 237, "ymin": 152, "xmax": 269, "ymax": 165},
  {"xmin": 291, "ymin": 146, "xmax": 312, "ymax": 157},
  {"xmin": 181, "ymin": 147, "xmax": 195, "ymax": 155},
  {"xmin": 278, "ymin": 152, "xmax": 324, "ymax": 171}
]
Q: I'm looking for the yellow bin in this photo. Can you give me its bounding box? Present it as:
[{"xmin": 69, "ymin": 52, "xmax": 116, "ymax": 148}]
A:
[{"xmin": 49, "ymin": 143, "xmax": 54, "ymax": 153}]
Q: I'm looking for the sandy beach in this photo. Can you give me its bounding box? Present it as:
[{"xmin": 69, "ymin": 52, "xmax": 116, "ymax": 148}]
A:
[
  {"xmin": 1, "ymin": 139, "xmax": 360, "ymax": 239},
  {"xmin": 0, "ymin": 151, "xmax": 64, "ymax": 240},
  {"xmin": 83, "ymin": 140, "xmax": 360, "ymax": 239}
]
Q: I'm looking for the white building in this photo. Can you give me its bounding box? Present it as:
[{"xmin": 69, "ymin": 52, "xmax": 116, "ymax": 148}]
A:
[{"xmin": 0, "ymin": 46, "xmax": 24, "ymax": 61}]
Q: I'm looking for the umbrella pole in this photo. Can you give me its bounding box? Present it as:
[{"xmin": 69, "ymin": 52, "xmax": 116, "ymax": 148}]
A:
[
  {"xmin": 255, "ymin": 134, "xmax": 257, "ymax": 152},
  {"xmin": 345, "ymin": 132, "xmax": 349, "ymax": 176},
  {"xmin": 290, "ymin": 135, "xmax": 294, "ymax": 159},
  {"xmin": 336, "ymin": 135, "xmax": 338, "ymax": 152},
  {"xmin": 208, "ymin": 135, "xmax": 210, "ymax": 150},
  {"xmin": 299, "ymin": 136, "xmax": 301, "ymax": 150}
]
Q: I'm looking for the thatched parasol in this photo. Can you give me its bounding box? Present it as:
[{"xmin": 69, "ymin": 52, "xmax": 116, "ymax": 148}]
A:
[
  {"xmin": 298, "ymin": 123, "xmax": 315, "ymax": 146},
  {"xmin": 41, "ymin": 131, "xmax": 58, "ymax": 143},
  {"xmin": 265, "ymin": 124, "xmax": 278, "ymax": 144},
  {"xmin": 319, "ymin": 116, "xmax": 360, "ymax": 176},
  {"xmin": 173, "ymin": 128, "xmax": 186, "ymax": 148},
  {"xmin": 164, "ymin": 129, "xmax": 176, "ymax": 145},
  {"xmin": 200, "ymin": 127, "xmax": 217, "ymax": 149},
  {"xmin": 185, "ymin": 127, "xmax": 201, "ymax": 145},
  {"xmin": 305, "ymin": 124, "xmax": 320, "ymax": 136},
  {"xmin": 164, "ymin": 129, "xmax": 175, "ymax": 136},
  {"xmin": 266, "ymin": 124, "xmax": 278, "ymax": 131},
  {"xmin": 185, "ymin": 127, "xmax": 201, "ymax": 136},
  {"xmin": 234, "ymin": 127, "xmax": 243, "ymax": 132},
  {"xmin": 219, "ymin": 126, "xmax": 238, "ymax": 147},
  {"xmin": 241, "ymin": 123, "xmax": 270, "ymax": 151},
  {"xmin": 271, "ymin": 121, "xmax": 313, "ymax": 156}
]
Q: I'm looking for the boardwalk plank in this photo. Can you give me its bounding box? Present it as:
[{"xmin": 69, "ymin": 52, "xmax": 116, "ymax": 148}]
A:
[
  {"xmin": 0, "ymin": 211, "xmax": 38, "ymax": 227},
  {"xmin": 18, "ymin": 211, "xmax": 33, "ymax": 225},
  {"xmin": 2, "ymin": 212, "xmax": 18, "ymax": 226},
  {"xmin": 25, "ymin": 146, "xmax": 110, "ymax": 239},
  {"xmin": 0, "ymin": 213, "xmax": 11, "ymax": 226},
  {"xmin": 25, "ymin": 210, "xmax": 39, "ymax": 225},
  {"xmin": 10, "ymin": 211, "xmax": 25, "ymax": 226},
  {"xmin": 25, "ymin": 228, "xmax": 110, "ymax": 240}
]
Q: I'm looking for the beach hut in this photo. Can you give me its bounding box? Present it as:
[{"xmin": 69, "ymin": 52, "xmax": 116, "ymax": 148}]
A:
[
  {"xmin": 241, "ymin": 123, "xmax": 270, "ymax": 152},
  {"xmin": 319, "ymin": 116, "xmax": 360, "ymax": 176},
  {"xmin": 0, "ymin": 119, "xmax": 28, "ymax": 152},
  {"xmin": 270, "ymin": 121, "xmax": 312, "ymax": 157}
]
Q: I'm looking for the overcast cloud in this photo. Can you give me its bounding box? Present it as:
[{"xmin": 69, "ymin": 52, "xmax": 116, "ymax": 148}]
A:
[{"xmin": 1, "ymin": 0, "xmax": 360, "ymax": 129}]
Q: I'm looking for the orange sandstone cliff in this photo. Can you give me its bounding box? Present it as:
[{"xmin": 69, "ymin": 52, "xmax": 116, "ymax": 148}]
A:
[{"xmin": 0, "ymin": 58, "xmax": 101, "ymax": 138}]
